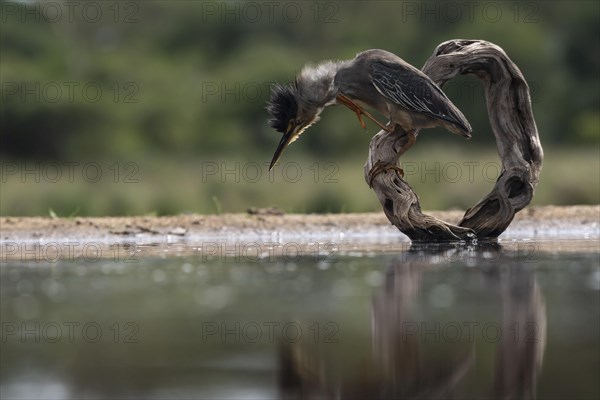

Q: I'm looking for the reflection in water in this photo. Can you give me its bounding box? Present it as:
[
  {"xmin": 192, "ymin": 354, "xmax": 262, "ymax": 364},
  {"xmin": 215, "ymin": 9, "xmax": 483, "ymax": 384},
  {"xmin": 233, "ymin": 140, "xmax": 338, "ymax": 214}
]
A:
[
  {"xmin": 279, "ymin": 243, "xmax": 547, "ymax": 400},
  {"xmin": 494, "ymin": 249, "xmax": 546, "ymax": 400},
  {"xmin": 4, "ymin": 241, "xmax": 598, "ymax": 399}
]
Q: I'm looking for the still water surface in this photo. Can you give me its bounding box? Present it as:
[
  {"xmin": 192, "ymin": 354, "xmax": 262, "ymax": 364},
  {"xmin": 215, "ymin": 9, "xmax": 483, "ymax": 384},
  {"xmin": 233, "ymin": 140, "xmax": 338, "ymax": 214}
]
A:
[{"xmin": 1, "ymin": 240, "xmax": 599, "ymax": 399}]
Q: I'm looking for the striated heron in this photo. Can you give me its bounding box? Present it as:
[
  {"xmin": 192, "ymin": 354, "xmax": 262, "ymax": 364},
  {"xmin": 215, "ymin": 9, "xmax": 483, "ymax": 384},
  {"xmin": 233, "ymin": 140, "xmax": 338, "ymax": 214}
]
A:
[{"xmin": 266, "ymin": 49, "xmax": 472, "ymax": 184}]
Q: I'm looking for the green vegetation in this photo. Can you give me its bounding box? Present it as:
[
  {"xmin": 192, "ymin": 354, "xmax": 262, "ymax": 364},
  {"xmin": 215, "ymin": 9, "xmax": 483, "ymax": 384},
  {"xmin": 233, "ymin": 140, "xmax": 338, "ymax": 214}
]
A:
[
  {"xmin": 1, "ymin": 146, "xmax": 597, "ymax": 216},
  {"xmin": 1, "ymin": 1, "xmax": 598, "ymax": 216}
]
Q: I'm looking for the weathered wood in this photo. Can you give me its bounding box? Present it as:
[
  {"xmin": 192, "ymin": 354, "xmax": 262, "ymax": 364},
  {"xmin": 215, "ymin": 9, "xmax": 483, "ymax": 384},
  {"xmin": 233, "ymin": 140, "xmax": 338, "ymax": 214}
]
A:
[
  {"xmin": 366, "ymin": 40, "xmax": 543, "ymax": 241},
  {"xmin": 365, "ymin": 126, "xmax": 477, "ymax": 241}
]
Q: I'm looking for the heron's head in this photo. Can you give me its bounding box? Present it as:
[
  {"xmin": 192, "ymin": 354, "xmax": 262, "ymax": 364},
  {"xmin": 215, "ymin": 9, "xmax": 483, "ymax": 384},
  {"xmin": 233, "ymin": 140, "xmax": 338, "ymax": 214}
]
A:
[
  {"xmin": 267, "ymin": 62, "xmax": 342, "ymax": 170},
  {"xmin": 266, "ymin": 82, "xmax": 326, "ymax": 170}
]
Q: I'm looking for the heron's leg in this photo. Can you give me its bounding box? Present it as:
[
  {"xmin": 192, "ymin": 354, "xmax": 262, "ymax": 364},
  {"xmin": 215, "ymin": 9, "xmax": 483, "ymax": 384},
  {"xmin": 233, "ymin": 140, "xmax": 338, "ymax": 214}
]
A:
[
  {"xmin": 368, "ymin": 130, "xmax": 417, "ymax": 188},
  {"xmin": 336, "ymin": 94, "xmax": 367, "ymax": 128},
  {"xmin": 336, "ymin": 94, "xmax": 393, "ymax": 132}
]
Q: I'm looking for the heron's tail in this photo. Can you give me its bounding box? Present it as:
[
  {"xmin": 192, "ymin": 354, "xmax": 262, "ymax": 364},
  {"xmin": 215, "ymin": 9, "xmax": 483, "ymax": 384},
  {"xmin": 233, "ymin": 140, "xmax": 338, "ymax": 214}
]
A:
[{"xmin": 441, "ymin": 104, "xmax": 472, "ymax": 139}]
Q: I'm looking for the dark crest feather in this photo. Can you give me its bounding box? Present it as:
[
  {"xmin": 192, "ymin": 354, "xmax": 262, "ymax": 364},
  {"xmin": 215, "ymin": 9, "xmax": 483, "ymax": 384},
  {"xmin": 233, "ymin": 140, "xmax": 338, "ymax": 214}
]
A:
[{"xmin": 267, "ymin": 83, "xmax": 298, "ymax": 133}]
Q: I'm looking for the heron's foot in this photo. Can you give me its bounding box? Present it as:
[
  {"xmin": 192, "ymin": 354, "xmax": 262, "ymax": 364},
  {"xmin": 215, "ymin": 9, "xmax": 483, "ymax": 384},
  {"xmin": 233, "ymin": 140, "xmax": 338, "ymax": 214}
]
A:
[{"xmin": 368, "ymin": 161, "xmax": 405, "ymax": 188}]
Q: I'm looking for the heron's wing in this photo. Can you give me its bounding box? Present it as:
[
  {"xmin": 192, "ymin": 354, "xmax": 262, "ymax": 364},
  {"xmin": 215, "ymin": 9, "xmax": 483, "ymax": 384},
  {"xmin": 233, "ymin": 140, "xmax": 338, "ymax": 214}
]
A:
[{"xmin": 369, "ymin": 60, "xmax": 471, "ymax": 132}]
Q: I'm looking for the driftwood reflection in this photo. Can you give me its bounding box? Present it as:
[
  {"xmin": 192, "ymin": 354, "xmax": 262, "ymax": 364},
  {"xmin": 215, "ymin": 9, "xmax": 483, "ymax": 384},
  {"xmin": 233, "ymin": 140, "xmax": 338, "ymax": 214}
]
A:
[
  {"xmin": 493, "ymin": 253, "xmax": 546, "ymax": 400},
  {"xmin": 279, "ymin": 244, "xmax": 546, "ymax": 400}
]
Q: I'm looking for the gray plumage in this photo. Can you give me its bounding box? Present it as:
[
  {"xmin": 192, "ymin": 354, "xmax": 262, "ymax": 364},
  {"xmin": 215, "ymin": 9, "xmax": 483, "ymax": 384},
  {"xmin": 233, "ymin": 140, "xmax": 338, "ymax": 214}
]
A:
[
  {"xmin": 267, "ymin": 49, "xmax": 472, "ymax": 169},
  {"xmin": 370, "ymin": 60, "xmax": 471, "ymax": 133},
  {"xmin": 334, "ymin": 49, "xmax": 472, "ymax": 136}
]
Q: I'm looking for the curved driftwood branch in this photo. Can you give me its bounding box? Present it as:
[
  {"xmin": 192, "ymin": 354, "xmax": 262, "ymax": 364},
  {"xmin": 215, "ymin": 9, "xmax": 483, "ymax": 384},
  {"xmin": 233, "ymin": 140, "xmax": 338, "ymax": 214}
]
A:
[
  {"xmin": 366, "ymin": 40, "xmax": 543, "ymax": 241},
  {"xmin": 365, "ymin": 126, "xmax": 477, "ymax": 241}
]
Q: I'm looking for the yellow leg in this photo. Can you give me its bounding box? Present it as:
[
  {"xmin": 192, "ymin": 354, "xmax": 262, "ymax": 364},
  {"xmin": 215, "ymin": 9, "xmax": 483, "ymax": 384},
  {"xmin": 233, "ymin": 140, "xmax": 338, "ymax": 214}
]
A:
[
  {"xmin": 337, "ymin": 94, "xmax": 367, "ymax": 128},
  {"xmin": 336, "ymin": 94, "xmax": 394, "ymax": 133}
]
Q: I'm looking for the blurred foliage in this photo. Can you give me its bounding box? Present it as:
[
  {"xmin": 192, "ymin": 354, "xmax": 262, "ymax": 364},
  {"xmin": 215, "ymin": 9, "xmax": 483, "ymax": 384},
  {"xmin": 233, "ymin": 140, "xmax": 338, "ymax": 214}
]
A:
[{"xmin": 0, "ymin": 0, "xmax": 599, "ymax": 215}]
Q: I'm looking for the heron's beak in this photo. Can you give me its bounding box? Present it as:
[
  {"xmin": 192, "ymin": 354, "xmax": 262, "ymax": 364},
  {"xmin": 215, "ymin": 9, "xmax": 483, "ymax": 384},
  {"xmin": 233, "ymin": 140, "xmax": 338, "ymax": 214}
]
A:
[{"xmin": 269, "ymin": 127, "xmax": 295, "ymax": 171}]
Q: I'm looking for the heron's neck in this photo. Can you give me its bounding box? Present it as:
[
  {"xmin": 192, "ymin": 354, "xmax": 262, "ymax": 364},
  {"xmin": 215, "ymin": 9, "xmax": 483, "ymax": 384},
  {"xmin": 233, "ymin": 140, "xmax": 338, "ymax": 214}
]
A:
[{"xmin": 298, "ymin": 60, "xmax": 347, "ymax": 105}]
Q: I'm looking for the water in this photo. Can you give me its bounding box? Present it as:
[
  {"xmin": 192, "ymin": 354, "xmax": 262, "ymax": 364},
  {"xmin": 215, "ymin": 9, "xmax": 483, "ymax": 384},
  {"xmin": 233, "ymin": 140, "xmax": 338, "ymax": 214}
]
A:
[{"xmin": 1, "ymin": 240, "xmax": 599, "ymax": 399}]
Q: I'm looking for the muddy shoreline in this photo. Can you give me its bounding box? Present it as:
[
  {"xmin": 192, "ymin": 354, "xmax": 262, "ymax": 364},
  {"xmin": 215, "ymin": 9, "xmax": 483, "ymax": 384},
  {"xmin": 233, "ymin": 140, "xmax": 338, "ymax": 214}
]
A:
[
  {"xmin": 1, "ymin": 205, "xmax": 598, "ymax": 241},
  {"xmin": 1, "ymin": 205, "xmax": 598, "ymax": 260}
]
